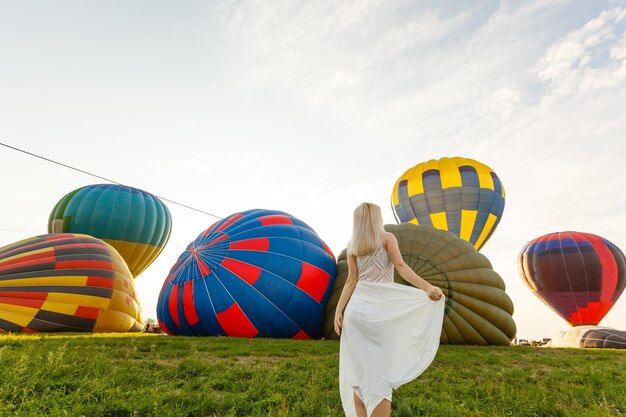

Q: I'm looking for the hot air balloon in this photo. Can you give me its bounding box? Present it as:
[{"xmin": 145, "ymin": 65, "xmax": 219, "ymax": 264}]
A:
[
  {"xmin": 547, "ymin": 326, "xmax": 626, "ymax": 349},
  {"xmin": 157, "ymin": 209, "xmax": 336, "ymax": 339},
  {"xmin": 518, "ymin": 232, "xmax": 626, "ymax": 326},
  {"xmin": 0, "ymin": 234, "xmax": 143, "ymax": 333},
  {"xmin": 324, "ymin": 223, "xmax": 516, "ymax": 345},
  {"xmin": 48, "ymin": 184, "xmax": 172, "ymax": 277},
  {"xmin": 391, "ymin": 157, "xmax": 505, "ymax": 251}
]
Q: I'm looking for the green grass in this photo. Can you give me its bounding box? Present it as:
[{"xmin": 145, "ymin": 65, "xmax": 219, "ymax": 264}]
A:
[{"xmin": 0, "ymin": 334, "xmax": 624, "ymax": 417}]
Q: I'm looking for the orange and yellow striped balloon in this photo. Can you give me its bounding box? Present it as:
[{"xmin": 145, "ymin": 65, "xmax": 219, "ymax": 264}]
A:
[{"xmin": 0, "ymin": 234, "xmax": 143, "ymax": 333}]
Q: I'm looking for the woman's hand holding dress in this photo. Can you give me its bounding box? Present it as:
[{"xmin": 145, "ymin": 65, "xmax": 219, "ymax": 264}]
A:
[
  {"xmin": 334, "ymin": 312, "xmax": 343, "ymax": 336},
  {"xmin": 426, "ymin": 285, "xmax": 443, "ymax": 301}
]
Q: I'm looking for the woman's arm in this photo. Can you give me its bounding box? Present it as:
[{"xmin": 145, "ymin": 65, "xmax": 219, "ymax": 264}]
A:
[
  {"xmin": 384, "ymin": 232, "xmax": 443, "ymax": 301},
  {"xmin": 333, "ymin": 253, "xmax": 358, "ymax": 336}
]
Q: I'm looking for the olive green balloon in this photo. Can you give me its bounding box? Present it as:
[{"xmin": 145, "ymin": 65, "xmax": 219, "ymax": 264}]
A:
[{"xmin": 324, "ymin": 223, "xmax": 516, "ymax": 345}]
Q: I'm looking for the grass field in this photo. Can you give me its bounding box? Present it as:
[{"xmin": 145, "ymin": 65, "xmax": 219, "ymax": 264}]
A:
[{"xmin": 0, "ymin": 334, "xmax": 624, "ymax": 417}]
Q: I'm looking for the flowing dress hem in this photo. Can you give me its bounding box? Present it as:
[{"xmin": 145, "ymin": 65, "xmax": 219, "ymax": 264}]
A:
[{"xmin": 339, "ymin": 281, "xmax": 445, "ymax": 417}]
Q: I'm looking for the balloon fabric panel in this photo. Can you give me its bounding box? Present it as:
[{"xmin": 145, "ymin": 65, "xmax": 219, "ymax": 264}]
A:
[
  {"xmin": 478, "ymin": 172, "xmax": 505, "ymax": 249},
  {"xmin": 191, "ymin": 279, "xmax": 223, "ymax": 335},
  {"xmin": 606, "ymin": 240, "xmax": 626, "ymax": 303},
  {"xmin": 213, "ymin": 265, "xmax": 300, "ymax": 337},
  {"xmin": 581, "ymin": 328, "xmax": 626, "ymax": 348}
]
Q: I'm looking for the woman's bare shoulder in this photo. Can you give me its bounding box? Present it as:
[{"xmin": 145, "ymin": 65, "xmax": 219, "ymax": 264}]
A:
[
  {"xmin": 383, "ymin": 231, "xmax": 396, "ymax": 241},
  {"xmin": 382, "ymin": 232, "xmax": 397, "ymax": 247}
]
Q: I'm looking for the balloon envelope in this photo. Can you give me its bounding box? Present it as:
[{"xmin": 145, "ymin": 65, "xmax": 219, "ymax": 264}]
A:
[
  {"xmin": 0, "ymin": 234, "xmax": 143, "ymax": 333},
  {"xmin": 324, "ymin": 224, "xmax": 516, "ymax": 345},
  {"xmin": 48, "ymin": 184, "xmax": 172, "ymax": 278},
  {"xmin": 518, "ymin": 232, "xmax": 626, "ymax": 326},
  {"xmin": 548, "ymin": 326, "xmax": 626, "ymax": 349},
  {"xmin": 157, "ymin": 209, "xmax": 336, "ymax": 339},
  {"xmin": 391, "ymin": 157, "xmax": 505, "ymax": 251}
]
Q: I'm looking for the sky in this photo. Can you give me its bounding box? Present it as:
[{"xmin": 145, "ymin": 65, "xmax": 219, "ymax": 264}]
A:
[{"xmin": 1, "ymin": 0, "xmax": 625, "ymax": 340}]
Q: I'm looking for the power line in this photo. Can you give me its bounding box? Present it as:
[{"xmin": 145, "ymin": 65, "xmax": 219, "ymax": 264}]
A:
[
  {"xmin": 1, "ymin": 142, "xmax": 122, "ymax": 185},
  {"xmin": 0, "ymin": 141, "xmax": 224, "ymax": 220}
]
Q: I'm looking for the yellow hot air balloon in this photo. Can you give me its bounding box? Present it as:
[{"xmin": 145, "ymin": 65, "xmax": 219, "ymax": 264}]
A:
[{"xmin": 391, "ymin": 157, "xmax": 505, "ymax": 251}]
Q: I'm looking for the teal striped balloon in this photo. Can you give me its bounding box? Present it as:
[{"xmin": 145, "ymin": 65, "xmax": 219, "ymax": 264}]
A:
[{"xmin": 48, "ymin": 184, "xmax": 172, "ymax": 277}]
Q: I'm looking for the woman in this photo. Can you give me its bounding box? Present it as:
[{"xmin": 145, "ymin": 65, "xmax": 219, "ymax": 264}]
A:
[{"xmin": 334, "ymin": 202, "xmax": 445, "ymax": 417}]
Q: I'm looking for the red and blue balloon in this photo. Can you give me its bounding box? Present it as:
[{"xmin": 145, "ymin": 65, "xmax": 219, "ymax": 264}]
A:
[
  {"xmin": 157, "ymin": 209, "xmax": 336, "ymax": 338},
  {"xmin": 518, "ymin": 231, "xmax": 626, "ymax": 326}
]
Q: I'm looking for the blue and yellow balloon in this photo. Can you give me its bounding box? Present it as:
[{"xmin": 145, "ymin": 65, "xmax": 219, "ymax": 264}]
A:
[
  {"xmin": 48, "ymin": 184, "xmax": 172, "ymax": 278},
  {"xmin": 391, "ymin": 157, "xmax": 505, "ymax": 251}
]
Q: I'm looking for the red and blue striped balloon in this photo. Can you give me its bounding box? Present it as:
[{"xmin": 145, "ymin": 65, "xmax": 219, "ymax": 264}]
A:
[
  {"xmin": 157, "ymin": 209, "xmax": 336, "ymax": 338},
  {"xmin": 518, "ymin": 232, "xmax": 626, "ymax": 326}
]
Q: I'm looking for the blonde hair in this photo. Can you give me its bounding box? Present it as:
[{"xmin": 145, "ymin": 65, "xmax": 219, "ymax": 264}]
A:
[{"xmin": 348, "ymin": 202, "xmax": 385, "ymax": 256}]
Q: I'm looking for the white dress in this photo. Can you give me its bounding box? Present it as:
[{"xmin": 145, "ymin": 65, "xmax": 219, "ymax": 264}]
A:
[{"xmin": 339, "ymin": 245, "xmax": 445, "ymax": 417}]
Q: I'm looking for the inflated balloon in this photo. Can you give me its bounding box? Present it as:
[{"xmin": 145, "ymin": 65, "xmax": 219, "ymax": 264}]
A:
[
  {"xmin": 48, "ymin": 184, "xmax": 172, "ymax": 277},
  {"xmin": 157, "ymin": 209, "xmax": 336, "ymax": 338},
  {"xmin": 547, "ymin": 326, "xmax": 626, "ymax": 349},
  {"xmin": 518, "ymin": 232, "xmax": 626, "ymax": 326},
  {"xmin": 0, "ymin": 234, "xmax": 143, "ymax": 333},
  {"xmin": 391, "ymin": 157, "xmax": 505, "ymax": 251},
  {"xmin": 324, "ymin": 224, "xmax": 516, "ymax": 345}
]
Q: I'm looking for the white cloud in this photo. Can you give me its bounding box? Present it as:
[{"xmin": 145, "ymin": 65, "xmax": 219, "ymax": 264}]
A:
[{"xmin": 537, "ymin": 7, "xmax": 626, "ymax": 95}]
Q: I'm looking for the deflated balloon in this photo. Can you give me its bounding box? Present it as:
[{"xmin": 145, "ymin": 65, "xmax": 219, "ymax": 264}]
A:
[
  {"xmin": 548, "ymin": 326, "xmax": 626, "ymax": 349},
  {"xmin": 48, "ymin": 184, "xmax": 172, "ymax": 278},
  {"xmin": 157, "ymin": 209, "xmax": 336, "ymax": 339},
  {"xmin": 0, "ymin": 234, "xmax": 143, "ymax": 333},
  {"xmin": 391, "ymin": 157, "xmax": 505, "ymax": 251},
  {"xmin": 518, "ymin": 231, "xmax": 626, "ymax": 326},
  {"xmin": 324, "ymin": 223, "xmax": 516, "ymax": 345}
]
